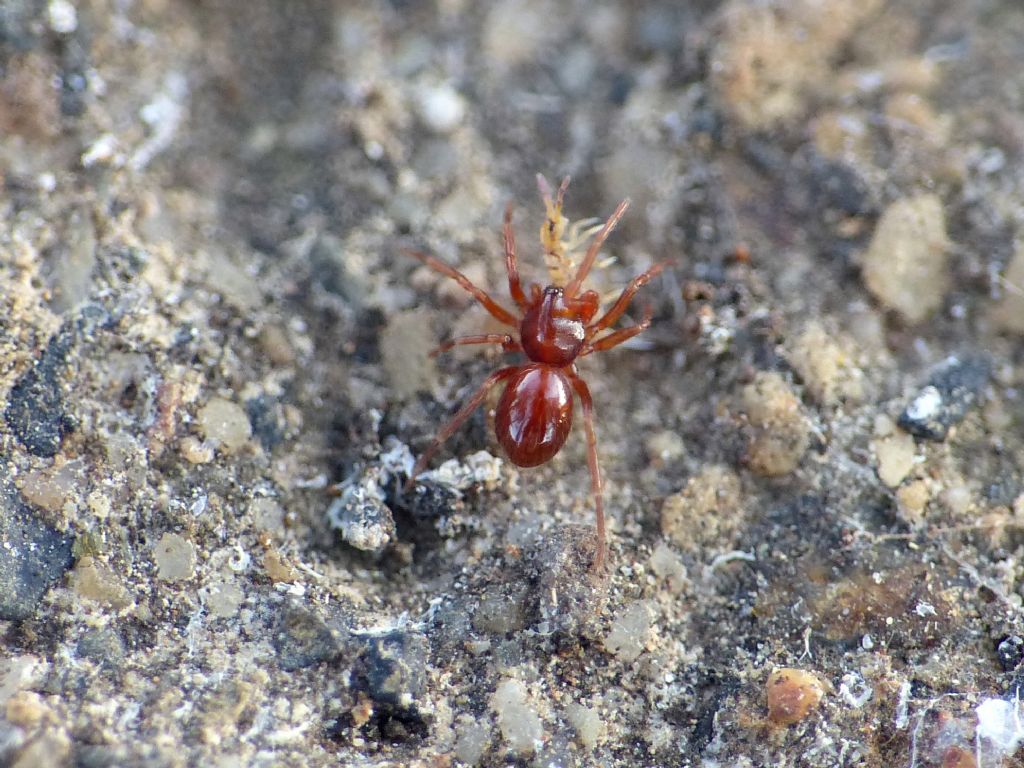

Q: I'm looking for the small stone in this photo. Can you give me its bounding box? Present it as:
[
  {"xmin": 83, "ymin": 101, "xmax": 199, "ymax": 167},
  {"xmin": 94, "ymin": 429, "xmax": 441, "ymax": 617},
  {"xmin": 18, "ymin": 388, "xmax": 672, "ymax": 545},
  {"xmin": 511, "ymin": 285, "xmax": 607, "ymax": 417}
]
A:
[
  {"xmin": 649, "ymin": 541, "xmax": 687, "ymax": 593},
  {"xmin": 453, "ymin": 716, "xmax": 491, "ymax": 765},
  {"xmin": 76, "ymin": 627, "xmax": 125, "ymax": 669},
  {"xmin": 0, "ymin": 478, "xmax": 75, "ymax": 620},
  {"xmin": 472, "ymin": 586, "xmax": 529, "ymax": 635},
  {"xmin": 862, "ymin": 194, "xmax": 950, "ymax": 323},
  {"xmin": 4, "ymin": 331, "xmax": 73, "ymax": 458},
  {"xmin": 741, "ymin": 372, "xmax": 811, "ymax": 476},
  {"xmin": 897, "ymin": 355, "xmax": 991, "ymax": 441},
  {"xmin": 72, "ymin": 556, "xmax": 131, "ymax": 608},
  {"xmin": 896, "ymin": 480, "xmax": 930, "ymax": 523},
  {"xmin": 249, "ymin": 497, "xmax": 284, "ymax": 532},
  {"xmin": 47, "ymin": 0, "xmax": 77, "ymax": 34},
  {"xmin": 205, "ymin": 251, "xmax": 262, "ymax": 313},
  {"xmin": 327, "ymin": 466, "xmax": 397, "ymax": 554},
  {"xmin": 490, "ymin": 678, "xmax": 544, "ymax": 756},
  {"xmin": 766, "ymin": 668, "xmax": 825, "ymax": 726},
  {"xmin": 263, "ymin": 549, "xmax": 297, "ymax": 583},
  {"xmin": 661, "ymin": 465, "xmax": 743, "ymax": 551},
  {"xmin": 352, "ymin": 631, "xmax": 429, "ymax": 719},
  {"xmin": 16, "ymin": 459, "xmax": 86, "ymax": 515},
  {"xmin": 202, "ymin": 580, "xmax": 244, "ymax": 619},
  {"xmin": 271, "ymin": 603, "xmax": 348, "ymax": 671},
  {"xmin": 996, "ymin": 636, "xmax": 1024, "ymax": 673},
  {"xmin": 197, "ymin": 397, "xmax": 252, "ymax": 453},
  {"xmin": 380, "ymin": 309, "xmax": 439, "ymax": 400},
  {"xmin": 565, "ymin": 701, "xmax": 603, "ymax": 750},
  {"xmin": 530, "ymin": 525, "xmax": 607, "ymax": 637},
  {"xmin": 786, "ymin": 323, "xmax": 865, "ymax": 405},
  {"xmin": 873, "ymin": 430, "xmax": 916, "ymax": 487},
  {"xmin": 604, "ymin": 601, "xmax": 652, "ymax": 662},
  {"xmin": 179, "ymin": 436, "xmax": 214, "ymax": 464},
  {"xmin": 415, "ymin": 82, "xmax": 466, "ymax": 134},
  {"xmin": 645, "ymin": 430, "xmax": 686, "ymax": 465},
  {"xmin": 153, "ymin": 532, "xmax": 197, "ymax": 581}
]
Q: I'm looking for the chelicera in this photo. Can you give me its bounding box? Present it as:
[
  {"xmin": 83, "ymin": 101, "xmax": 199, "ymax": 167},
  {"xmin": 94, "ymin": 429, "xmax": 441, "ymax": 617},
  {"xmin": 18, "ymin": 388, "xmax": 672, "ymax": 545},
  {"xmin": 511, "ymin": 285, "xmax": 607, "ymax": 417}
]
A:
[{"xmin": 405, "ymin": 176, "xmax": 663, "ymax": 570}]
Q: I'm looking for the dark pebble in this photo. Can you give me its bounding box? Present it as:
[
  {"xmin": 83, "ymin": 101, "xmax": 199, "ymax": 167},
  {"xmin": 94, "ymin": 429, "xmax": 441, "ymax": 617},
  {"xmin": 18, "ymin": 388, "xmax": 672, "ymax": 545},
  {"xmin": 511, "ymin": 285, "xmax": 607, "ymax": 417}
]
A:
[
  {"xmin": 0, "ymin": 473, "xmax": 75, "ymax": 620},
  {"xmin": 352, "ymin": 630, "xmax": 429, "ymax": 719},
  {"xmin": 271, "ymin": 601, "xmax": 349, "ymax": 671},
  {"xmin": 897, "ymin": 355, "xmax": 991, "ymax": 441},
  {"xmin": 4, "ymin": 331, "xmax": 73, "ymax": 457},
  {"xmin": 245, "ymin": 394, "xmax": 286, "ymax": 451},
  {"xmin": 997, "ymin": 635, "xmax": 1024, "ymax": 672}
]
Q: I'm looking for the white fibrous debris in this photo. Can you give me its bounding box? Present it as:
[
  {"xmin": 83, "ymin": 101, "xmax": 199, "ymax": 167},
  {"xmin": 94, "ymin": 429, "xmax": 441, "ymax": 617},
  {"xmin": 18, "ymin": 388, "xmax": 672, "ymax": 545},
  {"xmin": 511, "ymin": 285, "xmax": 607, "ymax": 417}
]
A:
[
  {"xmin": 131, "ymin": 73, "xmax": 189, "ymax": 170},
  {"xmin": 420, "ymin": 450, "xmax": 503, "ymax": 490},
  {"xmin": 975, "ymin": 696, "xmax": 1024, "ymax": 763},
  {"xmin": 839, "ymin": 672, "xmax": 873, "ymax": 709},
  {"xmin": 894, "ymin": 680, "xmax": 912, "ymax": 730}
]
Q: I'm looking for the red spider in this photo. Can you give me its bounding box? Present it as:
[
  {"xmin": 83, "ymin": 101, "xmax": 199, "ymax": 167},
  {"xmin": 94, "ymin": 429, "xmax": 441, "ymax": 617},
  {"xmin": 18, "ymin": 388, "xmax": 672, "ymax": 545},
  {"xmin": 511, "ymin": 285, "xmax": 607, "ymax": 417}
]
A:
[{"xmin": 405, "ymin": 177, "xmax": 663, "ymax": 571}]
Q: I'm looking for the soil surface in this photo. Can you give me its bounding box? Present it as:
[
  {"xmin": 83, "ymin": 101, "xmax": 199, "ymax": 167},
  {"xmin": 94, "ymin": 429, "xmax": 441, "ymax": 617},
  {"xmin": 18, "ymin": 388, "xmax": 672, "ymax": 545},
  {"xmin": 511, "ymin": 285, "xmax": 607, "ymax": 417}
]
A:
[{"xmin": 1, "ymin": 1, "xmax": 1023, "ymax": 767}]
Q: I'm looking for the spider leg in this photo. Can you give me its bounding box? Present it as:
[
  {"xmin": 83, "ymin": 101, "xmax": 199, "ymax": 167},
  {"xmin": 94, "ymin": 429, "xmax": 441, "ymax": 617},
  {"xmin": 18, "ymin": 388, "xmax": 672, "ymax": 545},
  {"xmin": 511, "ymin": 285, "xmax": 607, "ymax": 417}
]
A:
[
  {"xmin": 584, "ymin": 262, "xmax": 665, "ymax": 341},
  {"xmin": 404, "ymin": 249, "xmax": 519, "ymax": 327},
  {"xmin": 564, "ymin": 198, "xmax": 630, "ymax": 298},
  {"xmin": 503, "ymin": 204, "xmax": 529, "ymax": 309},
  {"xmin": 406, "ymin": 366, "xmax": 519, "ymax": 488},
  {"xmin": 580, "ymin": 305, "xmax": 654, "ymax": 356},
  {"xmin": 568, "ymin": 371, "xmax": 607, "ymax": 572},
  {"xmin": 430, "ymin": 334, "xmax": 521, "ymax": 358}
]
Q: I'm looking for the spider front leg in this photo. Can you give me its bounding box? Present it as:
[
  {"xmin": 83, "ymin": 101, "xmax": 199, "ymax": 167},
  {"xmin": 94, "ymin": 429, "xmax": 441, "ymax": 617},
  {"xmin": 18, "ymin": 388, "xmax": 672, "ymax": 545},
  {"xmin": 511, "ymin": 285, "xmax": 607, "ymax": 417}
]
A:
[
  {"xmin": 585, "ymin": 262, "xmax": 665, "ymax": 341},
  {"xmin": 569, "ymin": 370, "xmax": 607, "ymax": 572},
  {"xmin": 430, "ymin": 334, "xmax": 521, "ymax": 358},
  {"xmin": 404, "ymin": 248, "xmax": 519, "ymax": 327},
  {"xmin": 503, "ymin": 204, "xmax": 529, "ymax": 310},
  {"xmin": 406, "ymin": 366, "xmax": 519, "ymax": 488},
  {"xmin": 581, "ymin": 304, "xmax": 654, "ymax": 356}
]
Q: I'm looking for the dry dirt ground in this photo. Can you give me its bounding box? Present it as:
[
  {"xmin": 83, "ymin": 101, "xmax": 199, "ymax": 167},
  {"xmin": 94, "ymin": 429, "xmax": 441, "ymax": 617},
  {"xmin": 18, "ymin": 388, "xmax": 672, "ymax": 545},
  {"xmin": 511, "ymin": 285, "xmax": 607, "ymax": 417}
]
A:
[{"xmin": 1, "ymin": 1, "xmax": 1024, "ymax": 766}]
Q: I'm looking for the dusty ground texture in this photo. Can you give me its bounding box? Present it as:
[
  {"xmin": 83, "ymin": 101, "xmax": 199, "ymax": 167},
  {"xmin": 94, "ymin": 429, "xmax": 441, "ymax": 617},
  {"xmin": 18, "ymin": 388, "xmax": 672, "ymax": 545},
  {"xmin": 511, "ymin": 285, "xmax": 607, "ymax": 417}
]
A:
[{"xmin": 1, "ymin": 1, "xmax": 1024, "ymax": 766}]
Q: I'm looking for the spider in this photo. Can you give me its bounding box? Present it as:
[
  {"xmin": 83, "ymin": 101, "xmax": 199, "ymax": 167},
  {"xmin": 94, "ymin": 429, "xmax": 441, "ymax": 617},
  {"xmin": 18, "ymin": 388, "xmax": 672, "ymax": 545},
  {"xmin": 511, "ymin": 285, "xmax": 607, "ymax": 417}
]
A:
[{"xmin": 405, "ymin": 176, "xmax": 663, "ymax": 571}]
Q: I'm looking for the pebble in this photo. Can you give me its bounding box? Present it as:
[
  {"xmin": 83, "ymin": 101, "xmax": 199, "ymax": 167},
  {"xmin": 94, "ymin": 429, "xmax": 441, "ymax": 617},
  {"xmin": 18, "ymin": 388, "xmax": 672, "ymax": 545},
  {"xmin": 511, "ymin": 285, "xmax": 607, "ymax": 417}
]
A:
[
  {"xmin": 603, "ymin": 601, "xmax": 652, "ymax": 662},
  {"xmin": 415, "ymin": 82, "xmax": 466, "ymax": 134},
  {"xmin": 72, "ymin": 556, "xmax": 131, "ymax": 608},
  {"xmin": 327, "ymin": 467, "xmax": 397, "ymax": 554},
  {"xmin": 661, "ymin": 465, "xmax": 743, "ymax": 551},
  {"xmin": 352, "ymin": 631, "xmax": 429, "ymax": 718},
  {"xmin": 897, "ymin": 355, "xmax": 991, "ymax": 441},
  {"xmin": 564, "ymin": 701, "xmax": 603, "ymax": 750},
  {"xmin": 0, "ymin": 477, "xmax": 74, "ymax": 620},
  {"xmin": 786, "ymin": 323, "xmax": 865, "ymax": 405},
  {"xmin": 379, "ymin": 309, "xmax": 440, "ymax": 400},
  {"xmin": 271, "ymin": 602, "xmax": 348, "ymax": 671},
  {"xmin": 490, "ymin": 678, "xmax": 544, "ymax": 756},
  {"xmin": 766, "ymin": 667, "xmax": 825, "ymax": 726},
  {"xmin": 4, "ymin": 330, "xmax": 73, "ymax": 458},
  {"xmin": 741, "ymin": 372, "xmax": 812, "ymax": 477},
  {"xmin": 153, "ymin": 532, "xmax": 197, "ymax": 581},
  {"xmin": 861, "ymin": 194, "xmax": 950, "ymax": 323},
  {"xmin": 197, "ymin": 397, "xmax": 252, "ymax": 454},
  {"xmin": 873, "ymin": 430, "xmax": 917, "ymax": 487}
]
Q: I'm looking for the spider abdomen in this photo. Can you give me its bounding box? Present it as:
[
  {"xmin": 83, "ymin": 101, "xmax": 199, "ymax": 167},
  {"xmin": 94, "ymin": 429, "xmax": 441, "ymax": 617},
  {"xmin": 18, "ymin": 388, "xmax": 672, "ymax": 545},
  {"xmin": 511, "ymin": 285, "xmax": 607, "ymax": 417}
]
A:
[{"xmin": 495, "ymin": 365, "xmax": 573, "ymax": 467}]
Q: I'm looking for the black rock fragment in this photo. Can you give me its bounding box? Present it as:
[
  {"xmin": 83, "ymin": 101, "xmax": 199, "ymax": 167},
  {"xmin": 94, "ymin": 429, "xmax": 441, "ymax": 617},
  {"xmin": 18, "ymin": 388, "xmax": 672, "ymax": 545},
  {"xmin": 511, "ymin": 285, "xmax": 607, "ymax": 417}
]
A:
[
  {"xmin": 0, "ymin": 472, "xmax": 75, "ymax": 620},
  {"xmin": 351, "ymin": 630, "xmax": 429, "ymax": 720},
  {"xmin": 4, "ymin": 331, "xmax": 74, "ymax": 457},
  {"xmin": 271, "ymin": 601, "xmax": 349, "ymax": 671},
  {"xmin": 898, "ymin": 355, "xmax": 991, "ymax": 441},
  {"xmin": 997, "ymin": 635, "xmax": 1024, "ymax": 673}
]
